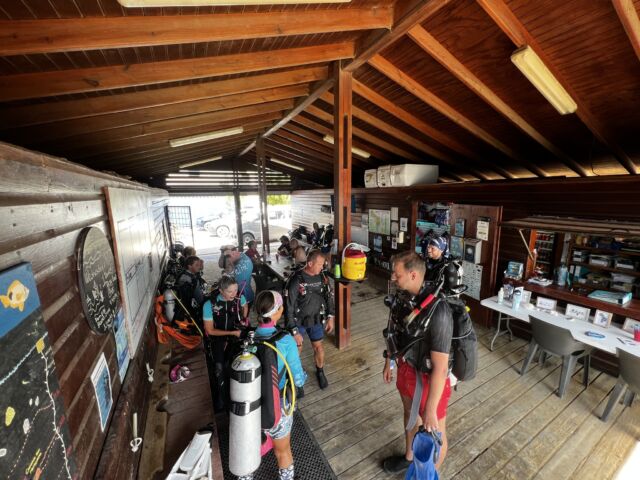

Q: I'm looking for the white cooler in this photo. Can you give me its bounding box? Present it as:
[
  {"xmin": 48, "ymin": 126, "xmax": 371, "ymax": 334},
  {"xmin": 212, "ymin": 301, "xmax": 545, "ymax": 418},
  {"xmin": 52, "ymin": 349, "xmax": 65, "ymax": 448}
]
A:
[
  {"xmin": 377, "ymin": 165, "xmax": 392, "ymax": 187},
  {"xmin": 389, "ymin": 164, "xmax": 439, "ymax": 186},
  {"xmin": 364, "ymin": 169, "xmax": 378, "ymax": 188}
]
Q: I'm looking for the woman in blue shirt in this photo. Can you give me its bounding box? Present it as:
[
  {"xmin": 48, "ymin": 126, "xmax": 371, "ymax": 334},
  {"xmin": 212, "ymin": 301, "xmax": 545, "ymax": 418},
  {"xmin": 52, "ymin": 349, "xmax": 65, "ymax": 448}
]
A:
[{"xmin": 252, "ymin": 290, "xmax": 306, "ymax": 480}]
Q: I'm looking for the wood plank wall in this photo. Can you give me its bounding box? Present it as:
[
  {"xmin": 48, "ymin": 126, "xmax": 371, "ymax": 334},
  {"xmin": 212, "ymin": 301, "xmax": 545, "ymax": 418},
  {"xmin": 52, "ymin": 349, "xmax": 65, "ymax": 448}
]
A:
[{"xmin": 0, "ymin": 142, "xmax": 168, "ymax": 479}]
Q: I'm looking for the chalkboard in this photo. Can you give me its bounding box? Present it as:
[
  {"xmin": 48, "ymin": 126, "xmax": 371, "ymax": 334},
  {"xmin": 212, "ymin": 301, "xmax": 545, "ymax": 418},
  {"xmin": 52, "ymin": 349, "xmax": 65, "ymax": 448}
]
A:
[
  {"xmin": 0, "ymin": 262, "xmax": 77, "ymax": 479},
  {"xmin": 76, "ymin": 227, "xmax": 120, "ymax": 334}
]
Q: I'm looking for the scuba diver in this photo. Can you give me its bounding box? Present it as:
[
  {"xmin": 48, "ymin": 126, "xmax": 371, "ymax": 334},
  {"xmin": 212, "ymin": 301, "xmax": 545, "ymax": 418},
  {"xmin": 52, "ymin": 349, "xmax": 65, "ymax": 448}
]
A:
[
  {"xmin": 236, "ymin": 290, "xmax": 306, "ymax": 480},
  {"xmin": 284, "ymin": 249, "xmax": 334, "ymax": 389},
  {"xmin": 381, "ymin": 250, "xmax": 454, "ymax": 475},
  {"xmin": 202, "ymin": 275, "xmax": 249, "ymax": 411}
]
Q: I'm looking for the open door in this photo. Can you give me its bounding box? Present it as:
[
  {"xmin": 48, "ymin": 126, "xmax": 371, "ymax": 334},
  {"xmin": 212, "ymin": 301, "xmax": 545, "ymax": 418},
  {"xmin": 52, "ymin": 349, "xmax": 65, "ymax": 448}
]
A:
[{"xmin": 165, "ymin": 205, "xmax": 195, "ymax": 248}]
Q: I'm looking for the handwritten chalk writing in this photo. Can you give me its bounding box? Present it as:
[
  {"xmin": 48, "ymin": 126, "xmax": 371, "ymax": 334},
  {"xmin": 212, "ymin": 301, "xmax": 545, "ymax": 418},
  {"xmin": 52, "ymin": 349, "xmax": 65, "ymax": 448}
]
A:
[{"xmin": 77, "ymin": 227, "xmax": 120, "ymax": 334}]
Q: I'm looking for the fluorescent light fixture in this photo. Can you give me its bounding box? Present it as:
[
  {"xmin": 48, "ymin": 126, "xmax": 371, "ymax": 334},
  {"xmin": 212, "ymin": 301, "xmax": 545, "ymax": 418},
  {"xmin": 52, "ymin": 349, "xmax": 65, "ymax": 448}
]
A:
[
  {"xmin": 511, "ymin": 46, "xmax": 577, "ymax": 115},
  {"xmin": 270, "ymin": 158, "xmax": 304, "ymax": 171},
  {"xmin": 169, "ymin": 126, "xmax": 244, "ymax": 148},
  {"xmin": 119, "ymin": 1, "xmax": 349, "ymax": 6},
  {"xmin": 322, "ymin": 135, "xmax": 371, "ymax": 158},
  {"xmin": 178, "ymin": 156, "xmax": 222, "ymax": 168}
]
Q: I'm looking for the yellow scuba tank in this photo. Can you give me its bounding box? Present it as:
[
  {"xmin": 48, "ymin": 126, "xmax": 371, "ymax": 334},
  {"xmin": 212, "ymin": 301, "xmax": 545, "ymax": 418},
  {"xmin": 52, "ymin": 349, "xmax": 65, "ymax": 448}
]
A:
[{"xmin": 341, "ymin": 243, "xmax": 367, "ymax": 281}]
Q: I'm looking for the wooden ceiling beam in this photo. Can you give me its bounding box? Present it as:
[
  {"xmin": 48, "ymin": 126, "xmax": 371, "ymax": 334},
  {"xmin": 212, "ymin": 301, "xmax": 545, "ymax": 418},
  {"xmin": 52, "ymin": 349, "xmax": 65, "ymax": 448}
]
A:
[
  {"xmin": 97, "ymin": 138, "xmax": 257, "ymax": 172},
  {"xmin": 407, "ymin": 25, "xmax": 587, "ymax": 177},
  {"xmin": 7, "ymin": 84, "xmax": 309, "ymax": 145},
  {"xmin": 368, "ymin": 53, "xmax": 548, "ymax": 177},
  {"xmin": 291, "ymin": 114, "xmax": 393, "ymax": 163},
  {"xmin": 46, "ymin": 99, "xmax": 294, "ymax": 154},
  {"xmin": 352, "ymin": 79, "xmax": 514, "ymax": 179},
  {"xmin": 306, "ymin": 104, "xmax": 424, "ymax": 164},
  {"xmin": 477, "ymin": 0, "xmax": 637, "ymax": 175},
  {"xmin": 0, "ymin": 8, "xmax": 392, "ymax": 56},
  {"xmin": 320, "ymin": 90, "xmax": 484, "ymax": 181},
  {"xmin": 345, "ymin": 0, "xmax": 452, "ymax": 72},
  {"xmin": 0, "ymin": 67, "xmax": 327, "ymax": 129},
  {"xmin": 90, "ymin": 130, "xmax": 269, "ymax": 168},
  {"xmin": 0, "ymin": 42, "xmax": 354, "ymax": 101},
  {"xmin": 264, "ymin": 144, "xmax": 332, "ymax": 174},
  {"xmin": 269, "ymin": 134, "xmax": 334, "ymax": 165},
  {"xmin": 238, "ymin": 78, "xmax": 335, "ymax": 157},
  {"xmin": 612, "ymin": 0, "xmax": 640, "ymax": 62},
  {"xmin": 236, "ymin": 1, "xmax": 451, "ymax": 162}
]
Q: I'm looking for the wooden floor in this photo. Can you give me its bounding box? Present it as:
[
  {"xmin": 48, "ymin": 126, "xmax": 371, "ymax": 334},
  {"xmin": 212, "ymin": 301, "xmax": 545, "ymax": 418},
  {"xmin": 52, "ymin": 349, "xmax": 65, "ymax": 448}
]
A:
[{"xmin": 297, "ymin": 285, "xmax": 640, "ymax": 480}]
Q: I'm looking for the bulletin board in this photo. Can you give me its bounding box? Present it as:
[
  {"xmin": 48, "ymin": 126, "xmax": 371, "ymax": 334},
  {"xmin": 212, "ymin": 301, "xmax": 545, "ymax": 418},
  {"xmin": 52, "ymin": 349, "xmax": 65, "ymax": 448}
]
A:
[{"xmin": 105, "ymin": 187, "xmax": 162, "ymax": 357}]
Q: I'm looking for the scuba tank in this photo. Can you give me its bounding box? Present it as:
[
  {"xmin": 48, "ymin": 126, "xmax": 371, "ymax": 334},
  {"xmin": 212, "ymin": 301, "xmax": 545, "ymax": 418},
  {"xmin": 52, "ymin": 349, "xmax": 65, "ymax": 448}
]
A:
[
  {"xmin": 229, "ymin": 332, "xmax": 262, "ymax": 477},
  {"xmin": 163, "ymin": 288, "xmax": 176, "ymax": 322}
]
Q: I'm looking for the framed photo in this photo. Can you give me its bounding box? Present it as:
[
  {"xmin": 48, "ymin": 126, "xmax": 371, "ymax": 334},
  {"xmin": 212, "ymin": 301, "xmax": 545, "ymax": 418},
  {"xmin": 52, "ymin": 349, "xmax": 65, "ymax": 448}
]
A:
[
  {"xmin": 400, "ymin": 217, "xmax": 408, "ymax": 232},
  {"xmin": 622, "ymin": 317, "xmax": 640, "ymax": 334},
  {"xmin": 565, "ymin": 304, "xmax": 590, "ymax": 322},
  {"xmin": 536, "ymin": 296, "xmax": 557, "ymax": 311},
  {"xmin": 593, "ymin": 309, "xmax": 613, "ymax": 328}
]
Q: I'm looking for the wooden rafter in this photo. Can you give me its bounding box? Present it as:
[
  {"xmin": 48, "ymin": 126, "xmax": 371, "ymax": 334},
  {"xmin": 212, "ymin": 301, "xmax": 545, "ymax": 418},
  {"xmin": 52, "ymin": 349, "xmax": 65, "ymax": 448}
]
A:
[
  {"xmin": 91, "ymin": 125, "xmax": 274, "ymax": 167},
  {"xmin": 612, "ymin": 0, "xmax": 640, "ymax": 61},
  {"xmin": 345, "ymin": 0, "xmax": 452, "ymax": 72},
  {"xmin": 306, "ymin": 104, "xmax": 423, "ymax": 163},
  {"xmin": 292, "ymin": 114, "xmax": 394, "ymax": 162},
  {"xmin": 48, "ymin": 99, "xmax": 294, "ymax": 154},
  {"xmin": 236, "ymin": 0, "xmax": 453, "ymax": 164},
  {"xmin": 238, "ymin": 79, "xmax": 335, "ymax": 157},
  {"xmin": 321, "ymin": 90, "xmax": 480, "ymax": 181},
  {"xmin": 0, "ymin": 67, "xmax": 327, "ymax": 129},
  {"xmin": 476, "ymin": 0, "xmax": 637, "ymax": 175},
  {"xmin": 408, "ymin": 25, "xmax": 588, "ymax": 177},
  {"xmin": 8, "ymin": 85, "xmax": 310, "ymax": 145},
  {"xmin": 0, "ymin": 8, "xmax": 392, "ymax": 56},
  {"xmin": 368, "ymin": 53, "xmax": 548, "ymax": 178},
  {"xmin": 0, "ymin": 43, "xmax": 354, "ymax": 101},
  {"xmin": 352, "ymin": 79, "xmax": 514, "ymax": 179}
]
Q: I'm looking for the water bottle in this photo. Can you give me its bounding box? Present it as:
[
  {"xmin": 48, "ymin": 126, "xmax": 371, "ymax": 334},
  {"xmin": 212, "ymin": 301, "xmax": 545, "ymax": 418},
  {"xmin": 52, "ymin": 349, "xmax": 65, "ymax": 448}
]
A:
[
  {"xmin": 512, "ymin": 289, "xmax": 522, "ymax": 311},
  {"xmin": 497, "ymin": 287, "xmax": 504, "ymax": 304},
  {"xmin": 556, "ymin": 264, "xmax": 568, "ymax": 287}
]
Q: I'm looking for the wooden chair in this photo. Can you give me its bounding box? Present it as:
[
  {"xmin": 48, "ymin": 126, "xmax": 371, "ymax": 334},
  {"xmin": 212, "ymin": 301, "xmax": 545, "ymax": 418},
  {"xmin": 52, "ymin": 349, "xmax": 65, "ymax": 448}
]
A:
[
  {"xmin": 600, "ymin": 348, "xmax": 639, "ymax": 421},
  {"xmin": 520, "ymin": 315, "xmax": 592, "ymax": 398}
]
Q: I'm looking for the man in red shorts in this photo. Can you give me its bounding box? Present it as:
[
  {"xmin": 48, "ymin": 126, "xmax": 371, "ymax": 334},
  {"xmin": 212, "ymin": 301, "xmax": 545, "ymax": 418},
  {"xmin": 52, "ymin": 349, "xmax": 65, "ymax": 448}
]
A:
[{"xmin": 382, "ymin": 250, "xmax": 453, "ymax": 474}]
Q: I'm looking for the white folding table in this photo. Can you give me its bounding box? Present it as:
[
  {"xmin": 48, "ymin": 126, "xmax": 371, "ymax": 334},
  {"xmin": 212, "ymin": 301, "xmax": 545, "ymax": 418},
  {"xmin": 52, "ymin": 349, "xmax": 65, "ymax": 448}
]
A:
[{"xmin": 480, "ymin": 295, "xmax": 640, "ymax": 358}]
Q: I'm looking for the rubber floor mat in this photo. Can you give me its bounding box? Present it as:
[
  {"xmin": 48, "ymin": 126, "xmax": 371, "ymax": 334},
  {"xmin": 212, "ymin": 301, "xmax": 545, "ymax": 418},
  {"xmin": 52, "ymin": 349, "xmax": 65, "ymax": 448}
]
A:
[{"xmin": 216, "ymin": 410, "xmax": 337, "ymax": 479}]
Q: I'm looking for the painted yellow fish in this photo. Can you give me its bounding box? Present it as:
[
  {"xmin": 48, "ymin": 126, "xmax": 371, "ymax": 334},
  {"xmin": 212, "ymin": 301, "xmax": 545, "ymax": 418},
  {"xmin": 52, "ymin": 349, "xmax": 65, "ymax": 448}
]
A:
[{"xmin": 0, "ymin": 280, "xmax": 30, "ymax": 312}]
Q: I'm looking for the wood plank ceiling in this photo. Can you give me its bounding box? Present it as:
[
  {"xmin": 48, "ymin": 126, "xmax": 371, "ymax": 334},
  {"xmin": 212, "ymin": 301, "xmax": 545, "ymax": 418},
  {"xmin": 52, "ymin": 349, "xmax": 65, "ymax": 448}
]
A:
[{"xmin": 0, "ymin": 0, "xmax": 638, "ymax": 188}]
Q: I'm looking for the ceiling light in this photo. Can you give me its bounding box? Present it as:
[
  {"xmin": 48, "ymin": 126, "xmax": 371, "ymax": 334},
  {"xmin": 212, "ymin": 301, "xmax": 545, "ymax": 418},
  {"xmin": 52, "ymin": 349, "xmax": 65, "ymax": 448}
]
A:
[
  {"xmin": 270, "ymin": 158, "xmax": 304, "ymax": 171},
  {"xmin": 119, "ymin": 1, "xmax": 349, "ymax": 6},
  {"xmin": 322, "ymin": 135, "xmax": 371, "ymax": 158},
  {"xmin": 511, "ymin": 46, "xmax": 577, "ymax": 115},
  {"xmin": 169, "ymin": 126, "xmax": 244, "ymax": 148},
  {"xmin": 178, "ymin": 156, "xmax": 223, "ymax": 168}
]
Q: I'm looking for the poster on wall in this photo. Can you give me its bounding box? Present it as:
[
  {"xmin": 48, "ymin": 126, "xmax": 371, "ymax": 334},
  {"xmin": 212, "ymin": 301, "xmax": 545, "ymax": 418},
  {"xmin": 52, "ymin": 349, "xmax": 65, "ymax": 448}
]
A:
[
  {"xmin": 113, "ymin": 308, "xmax": 130, "ymax": 382},
  {"xmin": 105, "ymin": 187, "xmax": 160, "ymax": 357},
  {"xmin": 369, "ymin": 209, "xmax": 391, "ymax": 235},
  {"xmin": 90, "ymin": 353, "xmax": 113, "ymax": 432},
  {"xmin": 0, "ymin": 263, "xmax": 77, "ymax": 479}
]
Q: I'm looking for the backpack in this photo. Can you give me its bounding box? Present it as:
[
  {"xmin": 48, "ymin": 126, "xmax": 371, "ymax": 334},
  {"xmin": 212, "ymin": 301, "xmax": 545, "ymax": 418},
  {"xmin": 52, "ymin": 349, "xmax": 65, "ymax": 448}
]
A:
[
  {"xmin": 446, "ymin": 297, "xmax": 477, "ymax": 382},
  {"xmin": 255, "ymin": 330, "xmax": 288, "ymax": 430}
]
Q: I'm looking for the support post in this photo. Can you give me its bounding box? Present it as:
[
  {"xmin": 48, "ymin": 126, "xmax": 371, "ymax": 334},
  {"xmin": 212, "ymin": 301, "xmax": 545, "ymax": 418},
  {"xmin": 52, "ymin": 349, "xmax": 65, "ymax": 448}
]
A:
[
  {"xmin": 256, "ymin": 136, "xmax": 270, "ymax": 254},
  {"xmin": 232, "ymin": 160, "xmax": 243, "ymax": 247},
  {"xmin": 333, "ymin": 63, "xmax": 353, "ymax": 349}
]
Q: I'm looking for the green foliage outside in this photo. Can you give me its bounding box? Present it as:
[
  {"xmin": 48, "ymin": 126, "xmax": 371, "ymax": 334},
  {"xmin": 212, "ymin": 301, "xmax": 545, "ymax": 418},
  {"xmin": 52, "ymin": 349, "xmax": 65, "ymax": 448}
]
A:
[{"xmin": 267, "ymin": 194, "xmax": 290, "ymax": 205}]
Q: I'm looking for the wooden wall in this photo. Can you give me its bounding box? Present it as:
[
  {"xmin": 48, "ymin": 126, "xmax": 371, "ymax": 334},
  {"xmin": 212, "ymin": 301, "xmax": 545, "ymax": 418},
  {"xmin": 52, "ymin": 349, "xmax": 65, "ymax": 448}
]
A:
[{"xmin": 0, "ymin": 142, "xmax": 168, "ymax": 479}]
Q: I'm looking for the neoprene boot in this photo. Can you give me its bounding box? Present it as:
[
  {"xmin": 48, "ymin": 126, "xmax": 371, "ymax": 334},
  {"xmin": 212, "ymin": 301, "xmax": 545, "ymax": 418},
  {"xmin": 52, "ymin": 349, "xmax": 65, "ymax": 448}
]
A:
[{"xmin": 316, "ymin": 367, "xmax": 328, "ymax": 389}]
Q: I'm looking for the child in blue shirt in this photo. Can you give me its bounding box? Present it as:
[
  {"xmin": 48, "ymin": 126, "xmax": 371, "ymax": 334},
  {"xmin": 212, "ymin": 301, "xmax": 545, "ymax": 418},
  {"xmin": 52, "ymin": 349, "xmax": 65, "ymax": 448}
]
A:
[{"xmin": 250, "ymin": 290, "xmax": 306, "ymax": 480}]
